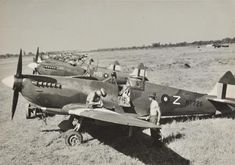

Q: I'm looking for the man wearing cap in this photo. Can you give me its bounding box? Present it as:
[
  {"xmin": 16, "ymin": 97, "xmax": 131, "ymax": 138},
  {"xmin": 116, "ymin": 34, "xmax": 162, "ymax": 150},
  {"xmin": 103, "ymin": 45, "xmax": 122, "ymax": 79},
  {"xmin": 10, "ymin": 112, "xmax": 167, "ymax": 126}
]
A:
[
  {"xmin": 86, "ymin": 88, "xmax": 107, "ymax": 108},
  {"xmin": 148, "ymin": 92, "xmax": 162, "ymax": 142}
]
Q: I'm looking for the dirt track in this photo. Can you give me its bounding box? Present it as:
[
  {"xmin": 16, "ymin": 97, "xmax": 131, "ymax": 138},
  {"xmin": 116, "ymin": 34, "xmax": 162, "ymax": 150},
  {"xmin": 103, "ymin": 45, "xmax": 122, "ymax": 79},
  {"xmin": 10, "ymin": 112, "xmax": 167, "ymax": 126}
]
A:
[{"xmin": 0, "ymin": 45, "xmax": 235, "ymax": 165}]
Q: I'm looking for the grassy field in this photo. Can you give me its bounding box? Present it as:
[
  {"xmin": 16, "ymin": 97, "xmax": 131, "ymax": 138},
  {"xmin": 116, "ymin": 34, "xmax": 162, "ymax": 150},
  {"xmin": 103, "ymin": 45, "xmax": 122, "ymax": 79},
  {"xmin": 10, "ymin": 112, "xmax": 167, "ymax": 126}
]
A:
[{"xmin": 0, "ymin": 45, "xmax": 235, "ymax": 165}]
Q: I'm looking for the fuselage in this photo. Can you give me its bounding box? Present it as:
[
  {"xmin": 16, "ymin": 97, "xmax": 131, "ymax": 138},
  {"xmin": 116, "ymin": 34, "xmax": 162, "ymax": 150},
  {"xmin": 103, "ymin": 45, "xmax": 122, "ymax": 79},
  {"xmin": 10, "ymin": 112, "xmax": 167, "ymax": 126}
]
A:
[
  {"xmin": 35, "ymin": 61, "xmax": 128, "ymax": 85},
  {"xmin": 20, "ymin": 74, "xmax": 217, "ymax": 117},
  {"xmin": 131, "ymin": 82, "xmax": 216, "ymax": 116},
  {"xmin": 36, "ymin": 60, "xmax": 86, "ymax": 76}
]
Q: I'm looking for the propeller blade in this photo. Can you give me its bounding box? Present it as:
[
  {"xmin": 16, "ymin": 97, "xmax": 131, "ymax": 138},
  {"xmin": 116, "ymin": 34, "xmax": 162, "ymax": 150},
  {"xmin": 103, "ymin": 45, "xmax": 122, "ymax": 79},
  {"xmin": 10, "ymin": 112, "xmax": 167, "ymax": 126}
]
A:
[
  {"xmin": 11, "ymin": 89, "xmax": 19, "ymax": 119},
  {"xmin": 36, "ymin": 47, "xmax": 39, "ymax": 63},
  {"xmin": 3, "ymin": 49, "xmax": 25, "ymax": 120},
  {"xmin": 16, "ymin": 49, "xmax": 22, "ymax": 77}
]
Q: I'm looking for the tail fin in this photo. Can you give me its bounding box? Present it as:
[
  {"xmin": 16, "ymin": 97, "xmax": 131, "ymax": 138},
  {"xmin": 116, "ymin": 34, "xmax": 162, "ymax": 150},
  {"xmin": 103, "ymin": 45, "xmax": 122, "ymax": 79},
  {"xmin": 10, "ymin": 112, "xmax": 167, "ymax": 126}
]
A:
[
  {"xmin": 107, "ymin": 60, "xmax": 122, "ymax": 71},
  {"xmin": 130, "ymin": 63, "xmax": 147, "ymax": 78},
  {"xmin": 208, "ymin": 71, "xmax": 235, "ymax": 99},
  {"xmin": 207, "ymin": 71, "xmax": 235, "ymax": 113},
  {"xmin": 218, "ymin": 71, "xmax": 235, "ymax": 85}
]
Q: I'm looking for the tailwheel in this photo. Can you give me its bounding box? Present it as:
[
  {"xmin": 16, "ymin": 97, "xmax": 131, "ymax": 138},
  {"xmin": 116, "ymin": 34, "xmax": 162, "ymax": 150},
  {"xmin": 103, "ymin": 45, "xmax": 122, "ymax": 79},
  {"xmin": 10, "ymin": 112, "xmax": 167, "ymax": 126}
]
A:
[{"xmin": 65, "ymin": 129, "xmax": 83, "ymax": 146}]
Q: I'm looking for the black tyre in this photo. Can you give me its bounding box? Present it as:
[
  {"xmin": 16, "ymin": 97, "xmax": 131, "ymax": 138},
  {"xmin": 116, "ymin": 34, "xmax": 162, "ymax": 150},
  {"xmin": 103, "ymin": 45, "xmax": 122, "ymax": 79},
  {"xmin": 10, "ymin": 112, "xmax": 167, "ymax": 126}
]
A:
[
  {"xmin": 65, "ymin": 130, "xmax": 83, "ymax": 146},
  {"xmin": 25, "ymin": 107, "xmax": 31, "ymax": 119}
]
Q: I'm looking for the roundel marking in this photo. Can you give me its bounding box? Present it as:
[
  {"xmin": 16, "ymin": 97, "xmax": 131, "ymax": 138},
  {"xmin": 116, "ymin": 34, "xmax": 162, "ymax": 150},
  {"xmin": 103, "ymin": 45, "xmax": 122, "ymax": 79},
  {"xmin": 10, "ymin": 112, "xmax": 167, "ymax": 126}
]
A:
[
  {"xmin": 161, "ymin": 94, "xmax": 170, "ymax": 103},
  {"xmin": 103, "ymin": 73, "xmax": 109, "ymax": 78}
]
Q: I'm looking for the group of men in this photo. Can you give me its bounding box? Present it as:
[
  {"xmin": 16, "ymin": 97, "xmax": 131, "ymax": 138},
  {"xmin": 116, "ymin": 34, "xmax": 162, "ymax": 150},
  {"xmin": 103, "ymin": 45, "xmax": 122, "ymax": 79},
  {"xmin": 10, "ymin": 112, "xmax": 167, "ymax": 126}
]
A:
[{"xmin": 85, "ymin": 86, "xmax": 162, "ymax": 143}]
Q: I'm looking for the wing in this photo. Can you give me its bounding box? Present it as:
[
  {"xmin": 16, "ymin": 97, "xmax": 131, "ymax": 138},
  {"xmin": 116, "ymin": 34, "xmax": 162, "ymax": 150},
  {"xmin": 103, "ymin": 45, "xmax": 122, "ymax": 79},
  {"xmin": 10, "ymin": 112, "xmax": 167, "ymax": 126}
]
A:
[{"xmin": 68, "ymin": 108, "xmax": 160, "ymax": 129}]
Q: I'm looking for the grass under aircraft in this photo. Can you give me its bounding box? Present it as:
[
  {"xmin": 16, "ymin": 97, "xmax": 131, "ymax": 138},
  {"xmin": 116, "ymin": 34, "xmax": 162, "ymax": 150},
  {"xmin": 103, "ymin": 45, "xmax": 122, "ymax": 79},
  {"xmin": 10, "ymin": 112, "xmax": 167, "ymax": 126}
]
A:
[{"xmin": 2, "ymin": 50, "xmax": 235, "ymax": 146}]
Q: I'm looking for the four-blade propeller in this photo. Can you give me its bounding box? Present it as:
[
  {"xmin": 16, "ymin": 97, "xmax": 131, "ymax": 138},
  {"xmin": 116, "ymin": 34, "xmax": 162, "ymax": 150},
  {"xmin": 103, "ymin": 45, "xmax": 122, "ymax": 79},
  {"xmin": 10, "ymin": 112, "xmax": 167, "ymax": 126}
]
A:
[
  {"xmin": 11, "ymin": 49, "xmax": 23, "ymax": 119},
  {"xmin": 1, "ymin": 50, "xmax": 23, "ymax": 119}
]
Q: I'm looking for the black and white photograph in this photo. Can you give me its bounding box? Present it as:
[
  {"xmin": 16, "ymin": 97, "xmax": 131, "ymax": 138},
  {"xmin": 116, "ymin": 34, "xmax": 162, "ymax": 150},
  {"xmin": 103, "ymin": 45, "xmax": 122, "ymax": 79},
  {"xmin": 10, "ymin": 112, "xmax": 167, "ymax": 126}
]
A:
[{"xmin": 0, "ymin": 0, "xmax": 235, "ymax": 164}]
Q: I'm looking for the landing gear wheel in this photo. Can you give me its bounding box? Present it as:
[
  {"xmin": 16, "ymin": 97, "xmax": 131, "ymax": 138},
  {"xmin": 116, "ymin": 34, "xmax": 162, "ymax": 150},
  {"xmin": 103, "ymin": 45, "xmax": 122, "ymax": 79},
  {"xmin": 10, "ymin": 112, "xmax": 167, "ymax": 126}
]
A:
[
  {"xmin": 26, "ymin": 104, "xmax": 33, "ymax": 119},
  {"xmin": 65, "ymin": 130, "xmax": 83, "ymax": 146},
  {"xmin": 26, "ymin": 109, "xmax": 31, "ymax": 119}
]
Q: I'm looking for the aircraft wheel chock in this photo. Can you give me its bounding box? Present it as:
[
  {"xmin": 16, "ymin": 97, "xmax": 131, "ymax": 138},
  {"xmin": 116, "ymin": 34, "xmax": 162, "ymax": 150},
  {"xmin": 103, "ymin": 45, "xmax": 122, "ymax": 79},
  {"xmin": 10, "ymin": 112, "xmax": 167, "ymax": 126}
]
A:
[{"xmin": 65, "ymin": 130, "xmax": 83, "ymax": 146}]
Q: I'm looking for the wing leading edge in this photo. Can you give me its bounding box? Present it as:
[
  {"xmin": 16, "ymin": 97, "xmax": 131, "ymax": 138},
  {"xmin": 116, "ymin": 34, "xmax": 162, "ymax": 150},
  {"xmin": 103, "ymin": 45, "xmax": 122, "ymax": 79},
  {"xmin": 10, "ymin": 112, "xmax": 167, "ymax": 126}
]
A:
[{"xmin": 68, "ymin": 108, "xmax": 160, "ymax": 129}]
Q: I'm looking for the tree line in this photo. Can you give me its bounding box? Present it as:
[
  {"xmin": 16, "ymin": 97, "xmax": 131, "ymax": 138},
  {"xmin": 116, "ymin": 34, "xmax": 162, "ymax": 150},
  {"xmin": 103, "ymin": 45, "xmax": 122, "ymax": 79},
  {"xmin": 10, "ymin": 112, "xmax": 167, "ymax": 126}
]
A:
[
  {"xmin": 89, "ymin": 37, "xmax": 235, "ymax": 52},
  {"xmin": 1, "ymin": 37, "xmax": 235, "ymax": 58}
]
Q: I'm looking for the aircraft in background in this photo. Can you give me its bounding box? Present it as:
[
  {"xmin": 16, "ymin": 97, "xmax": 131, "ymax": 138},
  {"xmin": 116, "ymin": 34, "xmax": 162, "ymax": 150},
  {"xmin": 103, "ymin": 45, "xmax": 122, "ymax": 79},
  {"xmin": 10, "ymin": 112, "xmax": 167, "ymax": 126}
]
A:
[
  {"xmin": 28, "ymin": 47, "xmax": 129, "ymax": 84},
  {"xmin": 28, "ymin": 47, "xmax": 87, "ymax": 76},
  {"xmin": 26, "ymin": 48, "xmax": 129, "ymax": 118},
  {"xmin": 212, "ymin": 43, "xmax": 229, "ymax": 48},
  {"xmin": 2, "ymin": 50, "xmax": 235, "ymax": 146}
]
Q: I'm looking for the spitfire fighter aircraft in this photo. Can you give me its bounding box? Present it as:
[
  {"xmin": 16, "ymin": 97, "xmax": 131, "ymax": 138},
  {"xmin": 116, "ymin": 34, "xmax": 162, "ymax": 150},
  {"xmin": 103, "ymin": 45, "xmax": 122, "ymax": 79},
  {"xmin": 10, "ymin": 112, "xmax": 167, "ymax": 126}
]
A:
[
  {"xmin": 28, "ymin": 48, "xmax": 128, "ymax": 84},
  {"xmin": 28, "ymin": 47, "xmax": 87, "ymax": 76},
  {"xmin": 2, "ymin": 50, "xmax": 235, "ymax": 146},
  {"xmin": 27, "ymin": 48, "xmax": 129, "ymax": 118}
]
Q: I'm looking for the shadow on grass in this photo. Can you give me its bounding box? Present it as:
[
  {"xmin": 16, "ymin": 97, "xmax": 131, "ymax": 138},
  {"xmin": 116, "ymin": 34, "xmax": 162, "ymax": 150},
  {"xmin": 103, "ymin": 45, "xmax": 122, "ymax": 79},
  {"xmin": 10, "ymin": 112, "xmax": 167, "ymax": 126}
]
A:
[
  {"xmin": 82, "ymin": 121, "xmax": 190, "ymax": 165},
  {"xmin": 163, "ymin": 132, "xmax": 185, "ymax": 144},
  {"xmin": 41, "ymin": 129, "xmax": 61, "ymax": 132},
  {"xmin": 161, "ymin": 111, "xmax": 235, "ymax": 124}
]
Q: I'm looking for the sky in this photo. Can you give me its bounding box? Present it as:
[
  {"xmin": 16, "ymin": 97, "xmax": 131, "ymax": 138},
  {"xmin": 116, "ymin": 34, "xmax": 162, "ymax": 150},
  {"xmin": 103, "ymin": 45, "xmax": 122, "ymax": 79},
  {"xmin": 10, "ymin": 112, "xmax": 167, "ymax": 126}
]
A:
[{"xmin": 0, "ymin": 0, "xmax": 234, "ymax": 54}]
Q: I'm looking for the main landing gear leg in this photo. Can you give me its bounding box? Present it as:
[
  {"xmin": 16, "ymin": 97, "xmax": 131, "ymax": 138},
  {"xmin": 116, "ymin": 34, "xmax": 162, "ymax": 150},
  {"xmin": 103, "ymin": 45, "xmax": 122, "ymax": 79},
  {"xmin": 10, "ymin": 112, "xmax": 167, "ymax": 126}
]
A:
[
  {"xmin": 25, "ymin": 104, "xmax": 45, "ymax": 119},
  {"xmin": 64, "ymin": 118, "xmax": 84, "ymax": 146},
  {"xmin": 151, "ymin": 128, "xmax": 163, "ymax": 144},
  {"xmin": 25, "ymin": 104, "xmax": 35, "ymax": 119}
]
